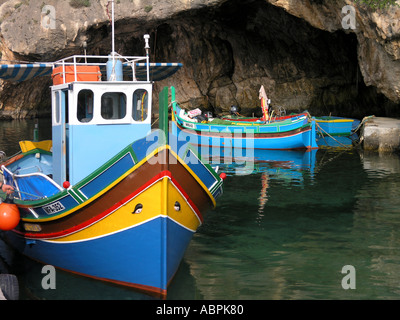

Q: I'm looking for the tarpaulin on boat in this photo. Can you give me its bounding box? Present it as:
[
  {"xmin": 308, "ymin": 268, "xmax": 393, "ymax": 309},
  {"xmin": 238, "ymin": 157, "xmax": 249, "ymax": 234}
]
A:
[
  {"xmin": 2, "ymin": 168, "xmax": 60, "ymax": 201},
  {"xmin": 0, "ymin": 62, "xmax": 182, "ymax": 82},
  {"xmin": 13, "ymin": 175, "xmax": 60, "ymax": 200},
  {"xmin": 130, "ymin": 63, "xmax": 183, "ymax": 81},
  {"xmin": 0, "ymin": 63, "xmax": 53, "ymax": 82}
]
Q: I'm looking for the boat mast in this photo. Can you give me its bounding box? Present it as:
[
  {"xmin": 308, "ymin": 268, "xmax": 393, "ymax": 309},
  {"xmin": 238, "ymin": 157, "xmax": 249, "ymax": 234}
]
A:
[
  {"xmin": 106, "ymin": 0, "xmax": 119, "ymax": 81},
  {"xmin": 111, "ymin": 0, "xmax": 115, "ymax": 57}
]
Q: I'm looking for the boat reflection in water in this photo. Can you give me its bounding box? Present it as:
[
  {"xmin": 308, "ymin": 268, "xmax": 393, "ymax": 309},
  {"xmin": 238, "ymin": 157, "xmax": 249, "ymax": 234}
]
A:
[
  {"xmin": 197, "ymin": 147, "xmax": 317, "ymax": 177},
  {"xmin": 196, "ymin": 146, "xmax": 317, "ymax": 214},
  {"xmin": 316, "ymin": 134, "xmax": 358, "ymax": 148}
]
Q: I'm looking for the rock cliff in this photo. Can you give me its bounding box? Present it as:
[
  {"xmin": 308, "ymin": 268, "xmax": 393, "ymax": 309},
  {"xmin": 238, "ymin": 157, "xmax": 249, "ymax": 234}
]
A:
[{"xmin": 0, "ymin": 0, "xmax": 399, "ymax": 119}]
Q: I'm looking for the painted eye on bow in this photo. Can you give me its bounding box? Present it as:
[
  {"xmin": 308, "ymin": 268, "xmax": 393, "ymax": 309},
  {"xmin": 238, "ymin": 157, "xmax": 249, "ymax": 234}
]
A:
[
  {"xmin": 174, "ymin": 201, "xmax": 181, "ymax": 211},
  {"xmin": 133, "ymin": 203, "xmax": 143, "ymax": 214}
]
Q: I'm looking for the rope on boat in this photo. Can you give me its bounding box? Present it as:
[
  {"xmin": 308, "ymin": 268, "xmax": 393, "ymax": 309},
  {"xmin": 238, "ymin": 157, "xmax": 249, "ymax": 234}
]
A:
[
  {"xmin": 314, "ymin": 121, "xmax": 350, "ymax": 148},
  {"xmin": 0, "ymin": 151, "xmax": 22, "ymax": 165},
  {"xmin": 12, "ymin": 190, "xmax": 45, "ymax": 200},
  {"xmin": 315, "ymin": 147, "xmax": 349, "ymax": 174},
  {"xmin": 151, "ymin": 100, "xmax": 179, "ymax": 127},
  {"xmin": 168, "ymin": 100, "xmax": 177, "ymax": 109},
  {"xmin": 151, "ymin": 117, "xmax": 159, "ymax": 126},
  {"xmin": 352, "ymin": 115, "xmax": 375, "ymax": 133},
  {"xmin": 314, "ymin": 115, "xmax": 375, "ymax": 149},
  {"xmin": 350, "ymin": 115, "xmax": 375, "ymax": 148}
]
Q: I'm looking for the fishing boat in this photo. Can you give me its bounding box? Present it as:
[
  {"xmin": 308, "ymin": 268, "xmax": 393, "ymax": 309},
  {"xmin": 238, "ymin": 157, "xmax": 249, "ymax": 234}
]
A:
[
  {"xmin": 222, "ymin": 112, "xmax": 309, "ymax": 122},
  {"xmin": 223, "ymin": 114, "xmax": 358, "ymax": 138},
  {"xmin": 171, "ymin": 86, "xmax": 318, "ymax": 150},
  {"xmin": 223, "ymin": 113, "xmax": 358, "ymax": 137},
  {"xmin": 0, "ymin": 1, "xmax": 223, "ymax": 298},
  {"xmin": 221, "ymin": 87, "xmax": 359, "ymax": 138},
  {"xmin": 314, "ymin": 116, "xmax": 360, "ymax": 136}
]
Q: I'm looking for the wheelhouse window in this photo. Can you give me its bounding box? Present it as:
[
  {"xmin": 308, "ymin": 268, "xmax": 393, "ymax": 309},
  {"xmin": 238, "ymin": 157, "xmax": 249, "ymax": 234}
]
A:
[
  {"xmin": 132, "ymin": 89, "xmax": 148, "ymax": 121},
  {"xmin": 101, "ymin": 92, "xmax": 127, "ymax": 120},
  {"xmin": 77, "ymin": 89, "xmax": 94, "ymax": 123}
]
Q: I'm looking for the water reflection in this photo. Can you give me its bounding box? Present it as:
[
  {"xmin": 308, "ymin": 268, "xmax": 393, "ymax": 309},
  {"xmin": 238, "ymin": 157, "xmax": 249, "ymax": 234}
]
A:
[
  {"xmin": 199, "ymin": 147, "xmax": 318, "ymax": 216},
  {"xmin": 185, "ymin": 148, "xmax": 400, "ymax": 300},
  {"xmin": 316, "ymin": 134, "xmax": 357, "ymax": 148},
  {"xmin": 0, "ymin": 118, "xmax": 51, "ymax": 157},
  {"xmin": 184, "ymin": 147, "xmax": 323, "ymax": 299},
  {"xmin": 199, "ymin": 147, "xmax": 317, "ymax": 176},
  {"xmin": 360, "ymin": 150, "xmax": 400, "ymax": 177},
  {"xmin": 351, "ymin": 150, "xmax": 400, "ymax": 298}
]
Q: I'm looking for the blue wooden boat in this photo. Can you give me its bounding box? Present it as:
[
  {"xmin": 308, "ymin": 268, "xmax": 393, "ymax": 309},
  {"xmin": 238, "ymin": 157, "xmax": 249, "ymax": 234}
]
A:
[
  {"xmin": 171, "ymin": 102, "xmax": 318, "ymax": 150},
  {"xmin": 0, "ymin": 2, "xmax": 223, "ymax": 298},
  {"xmin": 221, "ymin": 86, "xmax": 359, "ymax": 140},
  {"xmin": 223, "ymin": 113, "xmax": 359, "ymax": 137},
  {"xmin": 315, "ymin": 116, "xmax": 360, "ymax": 136}
]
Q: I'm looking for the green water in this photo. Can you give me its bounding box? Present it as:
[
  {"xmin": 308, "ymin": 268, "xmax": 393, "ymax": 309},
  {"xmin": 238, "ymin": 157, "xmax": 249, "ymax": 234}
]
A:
[
  {"xmin": 1, "ymin": 119, "xmax": 400, "ymax": 300},
  {"xmin": 182, "ymin": 149, "xmax": 400, "ymax": 300}
]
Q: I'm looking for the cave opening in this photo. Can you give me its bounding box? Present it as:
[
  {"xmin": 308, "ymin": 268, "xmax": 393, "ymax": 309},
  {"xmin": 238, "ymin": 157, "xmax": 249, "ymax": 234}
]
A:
[{"xmin": 148, "ymin": 0, "xmax": 398, "ymax": 118}]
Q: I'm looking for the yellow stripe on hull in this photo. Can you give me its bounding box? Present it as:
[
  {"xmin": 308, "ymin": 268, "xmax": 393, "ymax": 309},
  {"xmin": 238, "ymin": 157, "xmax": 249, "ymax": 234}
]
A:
[
  {"xmin": 316, "ymin": 119, "xmax": 353, "ymax": 123},
  {"xmin": 51, "ymin": 176, "xmax": 201, "ymax": 242}
]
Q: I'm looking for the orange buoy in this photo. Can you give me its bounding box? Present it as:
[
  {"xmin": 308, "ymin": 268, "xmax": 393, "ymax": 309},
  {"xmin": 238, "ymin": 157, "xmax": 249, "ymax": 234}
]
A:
[
  {"xmin": 0, "ymin": 199, "xmax": 20, "ymax": 231},
  {"xmin": 219, "ymin": 172, "xmax": 227, "ymax": 180}
]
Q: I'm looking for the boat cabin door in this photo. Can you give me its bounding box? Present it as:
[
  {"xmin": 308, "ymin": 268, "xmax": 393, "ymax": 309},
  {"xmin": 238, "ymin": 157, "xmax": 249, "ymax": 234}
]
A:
[{"xmin": 52, "ymin": 88, "xmax": 69, "ymax": 186}]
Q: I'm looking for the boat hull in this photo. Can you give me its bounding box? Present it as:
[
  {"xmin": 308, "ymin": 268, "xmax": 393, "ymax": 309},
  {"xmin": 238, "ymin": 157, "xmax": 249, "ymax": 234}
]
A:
[
  {"xmin": 6, "ymin": 214, "xmax": 194, "ymax": 296},
  {"xmin": 1, "ymin": 133, "xmax": 223, "ymax": 298},
  {"xmin": 172, "ymin": 102, "xmax": 317, "ymax": 150},
  {"xmin": 221, "ymin": 112, "xmax": 309, "ymax": 122},
  {"xmin": 315, "ymin": 116, "xmax": 358, "ymax": 136},
  {"xmin": 172, "ymin": 117, "xmax": 318, "ymax": 150},
  {"xmin": 222, "ymin": 113, "xmax": 360, "ymax": 138}
]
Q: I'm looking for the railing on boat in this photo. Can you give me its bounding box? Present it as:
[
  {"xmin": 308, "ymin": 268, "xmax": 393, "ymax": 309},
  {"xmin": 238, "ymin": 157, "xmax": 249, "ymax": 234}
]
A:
[{"xmin": 52, "ymin": 53, "xmax": 150, "ymax": 84}]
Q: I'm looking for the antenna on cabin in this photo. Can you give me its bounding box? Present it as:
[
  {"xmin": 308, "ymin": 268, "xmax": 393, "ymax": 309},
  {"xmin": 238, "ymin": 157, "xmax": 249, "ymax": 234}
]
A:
[
  {"xmin": 106, "ymin": 0, "xmax": 122, "ymax": 81},
  {"xmin": 144, "ymin": 34, "xmax": 150, "ymax": 57},
  {"xmin": 144, "ymin": 34, "xmax": 150, "ymax": 81},
  {"xmin": 83, "ymin": 41, "xmax": 87, "ymax": 63},
  {"xmin": 111, "ymin": 0, "xmax": 115, "ymax": 57}
]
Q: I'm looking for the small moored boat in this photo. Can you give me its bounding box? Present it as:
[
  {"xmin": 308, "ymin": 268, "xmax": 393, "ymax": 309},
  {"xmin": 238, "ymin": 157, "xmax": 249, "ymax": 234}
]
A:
[
  {"xmin": 221, "ymin": 87, "xmax": 359, "ymax": 138},
  {"xmin": 171, "ymin": 85, "xmax": 318, "ymax": 150},
  {"xmin": 314, "ymin": 116, "xmax": 360, "ymax": 136}
]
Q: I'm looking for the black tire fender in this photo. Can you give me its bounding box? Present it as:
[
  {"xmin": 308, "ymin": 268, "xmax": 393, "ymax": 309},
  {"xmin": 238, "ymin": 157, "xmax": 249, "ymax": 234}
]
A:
[{"xmin": 0, "ymin": 274, "xmax": 19, "ymax": 300}]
